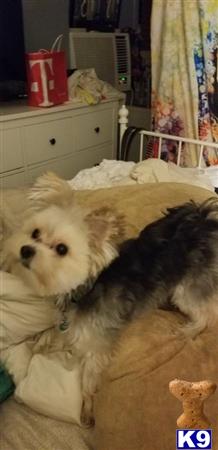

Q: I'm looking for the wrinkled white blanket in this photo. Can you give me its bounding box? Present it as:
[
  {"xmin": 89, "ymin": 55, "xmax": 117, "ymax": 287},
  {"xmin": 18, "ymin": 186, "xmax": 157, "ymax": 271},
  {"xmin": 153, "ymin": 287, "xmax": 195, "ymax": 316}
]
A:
[
  {"xmin": 69, "ymin": 158, "xmax": 217, "ymax": 191},
  {"xmin": 1, "ymin": 157, "xmax": 217, "ymax": 425}
]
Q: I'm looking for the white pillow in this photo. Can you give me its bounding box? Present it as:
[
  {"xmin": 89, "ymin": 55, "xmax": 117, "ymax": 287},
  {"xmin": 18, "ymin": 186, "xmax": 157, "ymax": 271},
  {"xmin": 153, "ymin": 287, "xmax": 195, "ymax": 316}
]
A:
[
  {"xmin": 0, "ymin": 271, "xmax": 56, "ymax": 352},
  {"xmin": 15, "ymin": 352, "xmax": 82, "ymax": 424},
  {"xmin": 0, "ymin": 271, "xmax": 82, "ymax": 424}
]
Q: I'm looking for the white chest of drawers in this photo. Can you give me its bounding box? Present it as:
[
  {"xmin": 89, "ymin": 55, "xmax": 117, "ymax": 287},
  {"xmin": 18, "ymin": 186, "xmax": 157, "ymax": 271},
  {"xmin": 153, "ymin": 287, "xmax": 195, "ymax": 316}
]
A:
[{"xmin": 0, "ymin": 96, "xmax": 122, "ymax": 189}]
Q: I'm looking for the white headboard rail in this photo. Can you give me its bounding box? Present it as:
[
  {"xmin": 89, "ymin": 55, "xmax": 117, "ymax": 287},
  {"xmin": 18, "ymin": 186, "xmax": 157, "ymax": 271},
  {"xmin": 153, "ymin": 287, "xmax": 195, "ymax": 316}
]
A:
[
  {"xmin": 118, "ymin": 104, "xmax": 218, "ymax": 168},
  {"xmin": 118, "ymin": 104, "xmax": 129, "ymax": 149}
]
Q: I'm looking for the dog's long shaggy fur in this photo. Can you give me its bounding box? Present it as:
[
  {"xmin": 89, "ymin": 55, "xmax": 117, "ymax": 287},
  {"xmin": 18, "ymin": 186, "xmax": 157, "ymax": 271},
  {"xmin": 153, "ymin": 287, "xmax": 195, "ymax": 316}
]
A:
[
  {"xmin": 61, "ymin": 196, "xmax": 218, "ymax": 424},
  {"xmin": 81, "ymin": 197, "xmax": 218, "ymax": 330},
  {"xmin": 2, "ymin": 173, "xmax": 218, "ymax": 426},
  {"xmin": 2, "ymin": 173, "xmax": 125, "ymax": 298}
]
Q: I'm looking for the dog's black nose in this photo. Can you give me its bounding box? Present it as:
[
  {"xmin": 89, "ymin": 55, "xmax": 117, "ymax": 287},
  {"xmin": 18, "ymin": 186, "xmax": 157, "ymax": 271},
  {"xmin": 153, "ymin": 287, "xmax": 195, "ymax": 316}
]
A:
[{"xmin": 20, "ymin": 245, "xmax": 35, "ymax": 260}]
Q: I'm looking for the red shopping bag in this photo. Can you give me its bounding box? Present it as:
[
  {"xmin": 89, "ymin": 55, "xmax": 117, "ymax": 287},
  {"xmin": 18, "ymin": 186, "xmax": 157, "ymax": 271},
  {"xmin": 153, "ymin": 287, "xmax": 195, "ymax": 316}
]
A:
[{"xmin": 26, "ymin": 35, "xmax": 68, "ymax": 107}]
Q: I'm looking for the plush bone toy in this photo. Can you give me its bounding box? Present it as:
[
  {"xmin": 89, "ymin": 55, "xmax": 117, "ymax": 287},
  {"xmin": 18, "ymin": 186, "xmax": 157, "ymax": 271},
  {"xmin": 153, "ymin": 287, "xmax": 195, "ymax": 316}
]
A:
[{"xmin": 169, "ymin": 379, "xmax": 217, "ymax": 429}]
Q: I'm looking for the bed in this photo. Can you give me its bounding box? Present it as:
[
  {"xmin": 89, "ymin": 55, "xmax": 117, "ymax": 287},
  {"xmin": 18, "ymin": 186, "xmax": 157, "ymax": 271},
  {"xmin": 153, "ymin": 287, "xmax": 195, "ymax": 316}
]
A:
[
  {"xmin": 118, "ymin": 104, "xmax": 218, "ymax": 190},
  {"xmin": 0, "ymin": 111, "xmax": 218, "ymax": 450},
  {"xmin": 66, "ymin": 105, "xmax": 218, "ymax": 192}
]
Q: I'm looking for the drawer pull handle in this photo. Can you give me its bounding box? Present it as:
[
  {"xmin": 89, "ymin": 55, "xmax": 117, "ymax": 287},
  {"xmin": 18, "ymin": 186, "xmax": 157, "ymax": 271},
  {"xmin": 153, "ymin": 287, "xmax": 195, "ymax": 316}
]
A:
[
  {"xmin": 49, "ymin": 138, "xmax": 56, "ymax": 146},
  {"xmin": 94, "ymin": 127, "xmax": 100, "ymax": 134}
]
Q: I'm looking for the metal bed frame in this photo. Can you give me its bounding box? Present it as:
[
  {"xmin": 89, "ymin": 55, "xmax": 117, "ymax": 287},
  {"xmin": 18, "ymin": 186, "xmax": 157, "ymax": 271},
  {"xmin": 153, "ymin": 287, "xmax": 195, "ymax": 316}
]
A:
[{"xmin": 118, "ymin": 105, "xmax": 218, "ymax": 169}]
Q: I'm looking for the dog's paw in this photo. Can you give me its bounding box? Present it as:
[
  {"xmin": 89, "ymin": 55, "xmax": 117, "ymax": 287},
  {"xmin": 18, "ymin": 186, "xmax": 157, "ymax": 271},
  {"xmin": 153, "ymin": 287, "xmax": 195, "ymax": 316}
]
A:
[
  {"xmin": 80, "ymin": 397, "xmax": 95, "ymax": 428},
  {"xmin": 80, "ymin": 410, "xmax": 95, "ymax": 428}
]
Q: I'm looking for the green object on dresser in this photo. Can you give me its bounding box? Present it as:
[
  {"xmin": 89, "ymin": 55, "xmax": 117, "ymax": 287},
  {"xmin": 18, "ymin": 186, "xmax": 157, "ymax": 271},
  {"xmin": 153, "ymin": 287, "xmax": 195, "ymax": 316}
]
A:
[{"xmin": 0, "ymin": 363, "xmax": 15, "ymax": 402}]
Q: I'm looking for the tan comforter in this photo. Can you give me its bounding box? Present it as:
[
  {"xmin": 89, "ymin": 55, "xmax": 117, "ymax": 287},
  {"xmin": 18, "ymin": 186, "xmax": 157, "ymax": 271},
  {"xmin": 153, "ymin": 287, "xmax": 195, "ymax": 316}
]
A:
[{"xmin": 94, "ymin": 310, "xmax": 218, "ymax": 450}]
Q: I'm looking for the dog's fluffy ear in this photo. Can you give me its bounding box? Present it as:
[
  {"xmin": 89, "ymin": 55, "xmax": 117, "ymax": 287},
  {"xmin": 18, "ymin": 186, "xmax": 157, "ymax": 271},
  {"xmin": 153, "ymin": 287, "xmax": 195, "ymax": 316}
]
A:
[
  {"xmin": 29, "ymin": 172, "xmax": 73, "ymax": 209},
  {"xmin": 85, "ymin": 207, "xmax": 126, "ymax": 275}
]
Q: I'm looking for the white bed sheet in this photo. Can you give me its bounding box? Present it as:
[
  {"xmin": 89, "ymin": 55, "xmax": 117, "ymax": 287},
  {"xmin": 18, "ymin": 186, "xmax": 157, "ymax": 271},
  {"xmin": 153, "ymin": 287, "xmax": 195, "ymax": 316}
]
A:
[{"xmin": 68, "ymin": 158, "xmax": 217, "ymax": 192}]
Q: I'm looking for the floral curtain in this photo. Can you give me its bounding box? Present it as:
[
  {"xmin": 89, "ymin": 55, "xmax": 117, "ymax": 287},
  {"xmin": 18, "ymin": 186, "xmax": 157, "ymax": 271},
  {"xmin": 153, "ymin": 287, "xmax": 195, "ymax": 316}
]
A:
[{"xmin": 151, "ymin": 0, "xmax": 218, "ymax": 166}]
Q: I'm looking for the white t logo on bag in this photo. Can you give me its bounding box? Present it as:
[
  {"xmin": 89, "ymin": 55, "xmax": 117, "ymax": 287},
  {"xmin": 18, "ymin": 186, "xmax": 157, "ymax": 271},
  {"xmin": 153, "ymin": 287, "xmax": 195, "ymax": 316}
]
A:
[{"xmin": 29, "ymin": 58, "xmax": 55, "ymax": 107}]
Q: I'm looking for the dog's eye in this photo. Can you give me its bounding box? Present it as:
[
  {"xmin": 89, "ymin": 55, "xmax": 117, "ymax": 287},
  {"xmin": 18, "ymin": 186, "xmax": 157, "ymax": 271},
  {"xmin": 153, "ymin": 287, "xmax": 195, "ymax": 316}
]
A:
[
  {"xmin": 56, "ymin": 243, "xmax": 68, "ymax": 256},
  {"xmin": 31, "ymin": 228, "xmax": 40, "ymax": 240}
]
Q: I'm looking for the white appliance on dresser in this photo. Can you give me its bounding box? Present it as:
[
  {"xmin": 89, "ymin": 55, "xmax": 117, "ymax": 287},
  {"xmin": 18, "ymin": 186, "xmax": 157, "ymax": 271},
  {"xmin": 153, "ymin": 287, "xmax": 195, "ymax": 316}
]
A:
[
  {"xmin": 0, "ymin": 96, "xmax": 122, "ymax": 189},
  {"xmin": 69, "ymin": 31, "xmax": 131, "ymax": 92}
]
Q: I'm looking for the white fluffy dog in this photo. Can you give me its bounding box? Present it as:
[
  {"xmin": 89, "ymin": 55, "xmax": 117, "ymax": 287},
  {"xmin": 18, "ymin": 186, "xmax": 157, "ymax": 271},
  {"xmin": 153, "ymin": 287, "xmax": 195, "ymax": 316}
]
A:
[
  {"xmin": 1, "ymin": 173, "xmax": 125, "ymax": 425},
  {"xmin": 2, "ymin": 174, "xmax": 124, "ymax": 297}
]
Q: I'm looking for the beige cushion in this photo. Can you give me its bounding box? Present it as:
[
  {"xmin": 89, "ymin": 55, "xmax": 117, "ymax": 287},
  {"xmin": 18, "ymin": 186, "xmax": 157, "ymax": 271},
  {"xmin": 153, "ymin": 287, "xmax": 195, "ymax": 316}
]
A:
[
  {"xmin": 73, "ymin": 182, "xmax": 214, "ymax": 238},
  {"xmin": 94, "ymin": 310, "xmax": 218, "ymax": 450}
]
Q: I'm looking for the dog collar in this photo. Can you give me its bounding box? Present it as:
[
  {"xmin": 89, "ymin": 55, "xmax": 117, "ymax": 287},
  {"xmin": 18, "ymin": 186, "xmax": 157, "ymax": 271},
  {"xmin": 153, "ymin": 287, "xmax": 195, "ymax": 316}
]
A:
[
  {"xmin": 57, "ymin": 277, "xmax": 96, "ymax": 332},
  {"xmin": 59, "ymin": 312, "xmax": 70, "ymax": 332}
]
